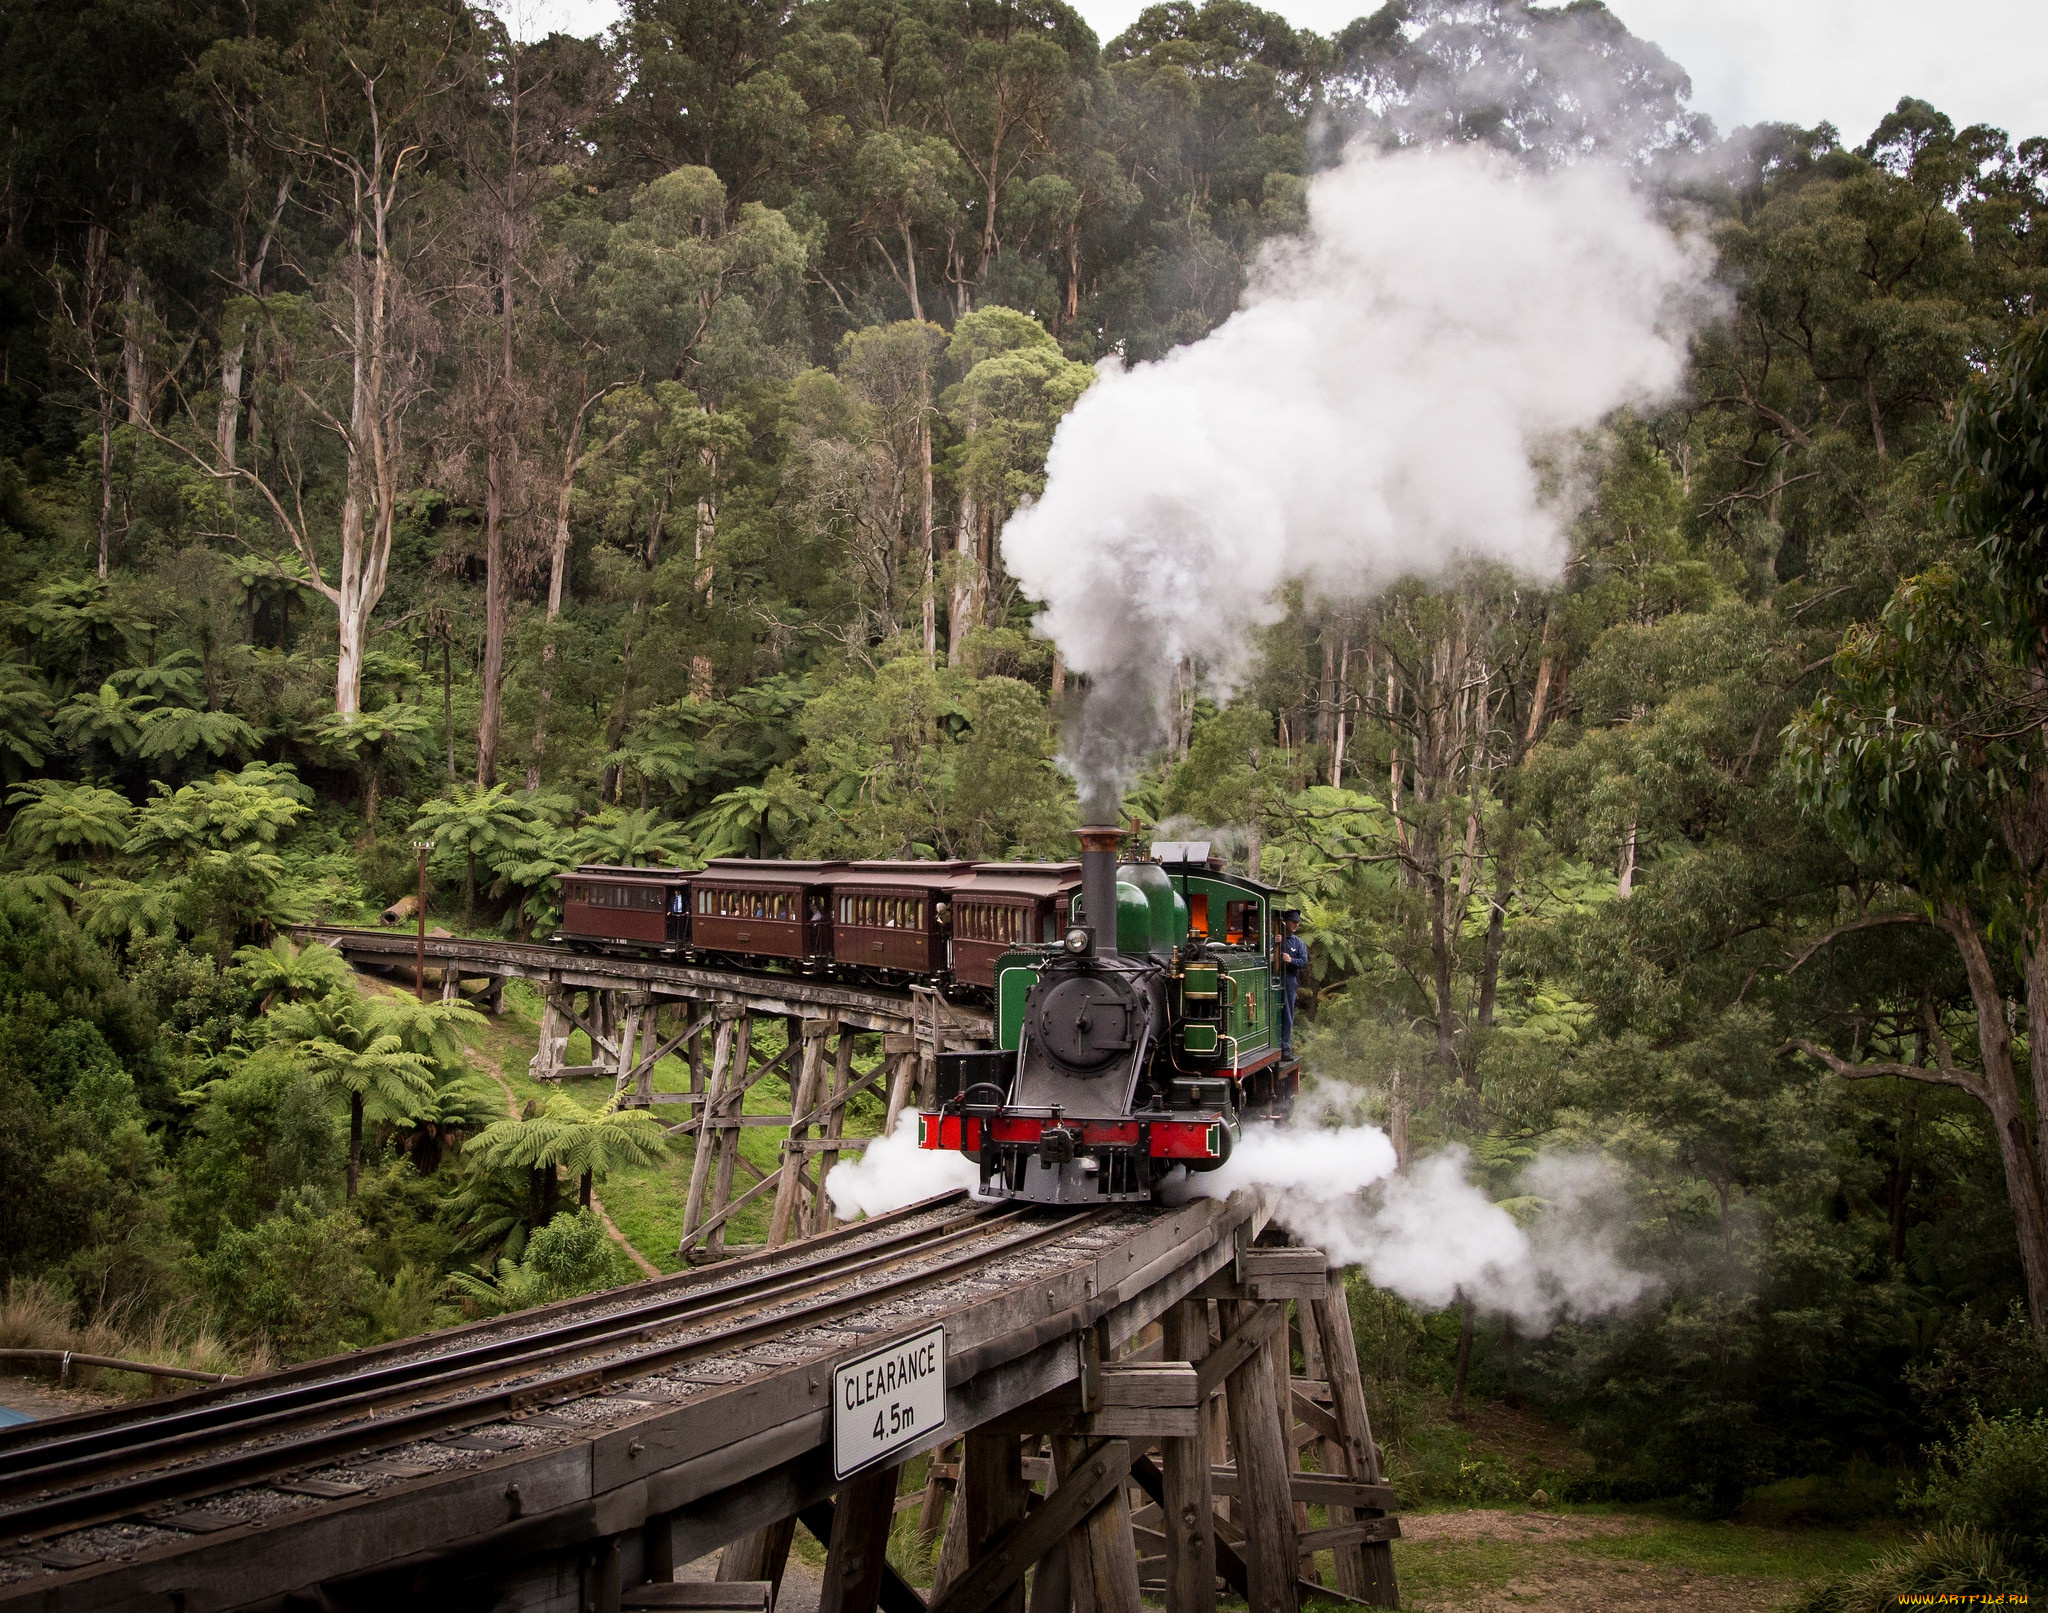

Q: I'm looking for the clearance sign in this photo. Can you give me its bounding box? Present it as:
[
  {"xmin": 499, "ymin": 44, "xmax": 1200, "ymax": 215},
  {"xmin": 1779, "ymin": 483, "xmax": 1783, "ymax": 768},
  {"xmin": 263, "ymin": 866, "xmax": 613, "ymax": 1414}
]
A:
[{"xmin": 832, "ymin": 1325, "xmax": 947, "ymax": 1479}]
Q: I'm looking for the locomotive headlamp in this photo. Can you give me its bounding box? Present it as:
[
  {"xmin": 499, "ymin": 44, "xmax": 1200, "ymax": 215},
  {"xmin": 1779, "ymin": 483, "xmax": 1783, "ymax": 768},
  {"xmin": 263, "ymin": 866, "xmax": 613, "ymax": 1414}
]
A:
[{"xmin": 1064, "ymin": 926, "xmax": 1091, "ymax": 955}]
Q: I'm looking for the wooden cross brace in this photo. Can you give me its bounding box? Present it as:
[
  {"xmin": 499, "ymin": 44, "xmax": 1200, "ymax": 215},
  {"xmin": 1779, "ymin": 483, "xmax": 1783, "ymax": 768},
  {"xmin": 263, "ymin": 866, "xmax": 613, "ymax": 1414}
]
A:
[{"xmin": 926, "ymin": 1439, "xmax": 1133, "ymax": 1613}]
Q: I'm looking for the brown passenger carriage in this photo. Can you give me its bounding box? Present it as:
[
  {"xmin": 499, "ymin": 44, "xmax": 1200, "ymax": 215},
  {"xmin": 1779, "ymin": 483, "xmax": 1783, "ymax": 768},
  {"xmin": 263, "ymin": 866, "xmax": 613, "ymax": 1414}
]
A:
[
  {"xmin": 951, "ymin": 861, "xmax": 1082, "ymax": 991},
  {"xmin": 688, "ymin": 859, "xmax": 841, "ymax": 961},
  {"xmin": 559, "ymin": 864, "xmax": 692, "ymax": 951},
  {"xmin": 828, "ymin": 860, "xmax": 972, "ymax": 977}
]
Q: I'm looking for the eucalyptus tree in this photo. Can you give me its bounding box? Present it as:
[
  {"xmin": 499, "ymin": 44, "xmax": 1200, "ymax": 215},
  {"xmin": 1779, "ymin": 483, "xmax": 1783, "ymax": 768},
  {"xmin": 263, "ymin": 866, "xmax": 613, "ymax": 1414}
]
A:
[
  {"xmin": 167, "ymin": 0, "xmax": 479, "ymax": 720},
  {"xmin": 941, "ymin": 306, "xmax": 1092, "ymax": 661},
  {"xmin": 580, "ymin": 164, "xmax": 808, "ymax": 735},
  {"xmin": 1788, "ymin": 321, "xmax": 2048, "ymax": 1331}
]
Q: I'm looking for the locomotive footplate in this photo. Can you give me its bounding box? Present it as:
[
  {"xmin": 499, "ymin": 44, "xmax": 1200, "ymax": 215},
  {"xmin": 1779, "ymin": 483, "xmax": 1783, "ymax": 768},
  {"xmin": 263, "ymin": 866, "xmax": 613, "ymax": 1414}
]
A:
[{"xmin": 917, "ymin": 1109, "xmax": 1236, "ymax": 1205}]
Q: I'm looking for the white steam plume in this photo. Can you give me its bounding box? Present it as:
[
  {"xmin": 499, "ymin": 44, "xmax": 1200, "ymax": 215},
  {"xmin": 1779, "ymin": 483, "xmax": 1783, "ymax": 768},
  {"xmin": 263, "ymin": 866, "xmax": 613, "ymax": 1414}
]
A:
[
  {"xmin": 825, "ymin": 1111, "xmax": 981, "ymax": 1221},
  {"xmin": 1002, "ymin": 141, "xmax": 1715, "ymax": 812},
  {"xmin": 1192, "ymin": 1126, "xmax": 1653, "ymax": 1329},
  {"xmin": 825, "ymin": 1110, "xmax": 1651, "ymax": 1329}
]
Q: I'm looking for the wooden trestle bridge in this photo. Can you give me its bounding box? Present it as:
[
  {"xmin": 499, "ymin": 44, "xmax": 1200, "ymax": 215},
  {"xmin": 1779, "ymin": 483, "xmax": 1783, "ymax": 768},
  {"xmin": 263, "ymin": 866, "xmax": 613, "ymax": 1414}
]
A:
[
  {"xmin": 0, "ymin": 930, "xmax": 1402, "ymax": 1612},
  {"xmin": 296, "ymin": 924, "xmax": 995, "ymax": 1258}
]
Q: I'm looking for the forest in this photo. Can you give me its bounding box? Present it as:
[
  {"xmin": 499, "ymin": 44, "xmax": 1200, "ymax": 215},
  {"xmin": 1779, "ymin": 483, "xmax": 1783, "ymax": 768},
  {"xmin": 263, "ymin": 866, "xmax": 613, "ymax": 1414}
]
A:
[{"xmin": 1, "ymin": 0, "xmax": 2046, "ymax": 1594}]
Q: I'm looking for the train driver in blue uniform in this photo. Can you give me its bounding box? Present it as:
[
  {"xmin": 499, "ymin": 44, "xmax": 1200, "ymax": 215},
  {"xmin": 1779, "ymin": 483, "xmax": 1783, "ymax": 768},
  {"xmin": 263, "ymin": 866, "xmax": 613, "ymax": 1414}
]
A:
[{"xmin": 1277, "ymin": 908, "xmax": 1309, "ymax": 1056}]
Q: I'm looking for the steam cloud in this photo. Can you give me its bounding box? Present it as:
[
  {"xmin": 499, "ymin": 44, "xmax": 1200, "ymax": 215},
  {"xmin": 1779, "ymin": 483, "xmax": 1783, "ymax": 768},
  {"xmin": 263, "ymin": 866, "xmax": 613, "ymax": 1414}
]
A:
[
  {"xmin": 825, "ymin": 1112, "xmax": 979, "ymax": 1221},
  {"xmin": 1190, "ymin": 1125, "xmax": 1653, "ymax": 1327},
  {"xmin": 827, "ymin": 1112, "xmax": 1650, "ymax": 1330},
  {"xmin": 1001, "ymin": 141, "xmax": 1716, "ymax": 812}
]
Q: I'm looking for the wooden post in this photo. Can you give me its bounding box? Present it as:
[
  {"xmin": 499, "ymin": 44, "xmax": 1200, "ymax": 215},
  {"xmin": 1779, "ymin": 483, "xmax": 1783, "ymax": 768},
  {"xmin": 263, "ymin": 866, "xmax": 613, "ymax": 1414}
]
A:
[
  {"xmin": 1271, "ymin": 1305, "xmax": 1315, "ymax": 1583},
  {"xmin": 1024, "ymin": 1441, "xmax": 1072, "ymax": 1613},
  {"xmin": 1162, "ymin": 1300, "xmax": 1217, "ymax": 1613},
  {"xmin": 613, "ymin": 995, "xmax": 646, "ymax": 1097},
  {"xmin": 708, "ymin": 1012, "xmax": 753, "ymax": 1254},
  {"xmin": 931, "ymin": 1451, "xmax": 973, "ymax": 1600},
  {"xmin": 1221, "ymin": 1300, "xmax": 1299, "ymax": 1613},
  {"xmin": 812, "ymin": 1028, "xmax": 857, "ymax": 1236},
  {"xmin": 1050, "ymin": 1437, "xmax": 1143, "ymax": 1613},
  {"xmin": 918, "ymin": 1440, "xmax": 957, "ymax": 1540},
  {"xmin": 689, "ymin": 1002, "xmax": 706, "ymax": 1099},
  {"xmin": 1203, "ymin": 1301, "xmax": 1232, "ymax": 1527},
  {"xmin": 1296, "ymin": 1298, "xmax": 1363, "ymax": 1596},
  {"xmin": 643, "ymin": 1510, "xmax": 677, "ymax": 1586},
  {"xmin": 882, "ymin": 1035, "xmax": 919, "ymax": 1137},
  {"xmin": 529, "ymin": 983, "xmax": 569, "ymax": 1081},
  {"xmin": 965, "ymin": 1430, "xmax": 1030, "ymax": 1613},
  {"xmin": 681, "ymin": 1004, "xmax": 743, "ymax": 1251},
  {"xmin": 768, "ymin": 1019, "xmax": 832, "ymax": 1246},
  {"xmin": 816, "ymin": 1463, "xmax": 902, "ymax": 1613},
  {"xmin": 718, "ymin": 1516, "xmax": 797, "ymax": 1601},
  {"xmin": 592, "ymin": 1534, "xmax": 623, "ymax": 1613},
  {"xmin": 1311, "ymin": 1283, "xmax": 1399, "ymax": 1607}
]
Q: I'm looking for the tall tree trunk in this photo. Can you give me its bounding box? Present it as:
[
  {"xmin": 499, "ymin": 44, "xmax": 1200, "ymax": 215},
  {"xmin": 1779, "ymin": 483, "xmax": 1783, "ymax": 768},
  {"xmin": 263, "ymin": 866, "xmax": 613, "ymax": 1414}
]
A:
[
  {"xmin": 580, "ymin": 1168, "xmax": 593, "ymax": 1210},
  {"xmin": 97, "ymin": 388, "xmax": 114, "ymax": 580},
  {"xmin": 443, "ymin": 633, "xmax": 456, "ymax": 780},
  {"xmin": 1317, "ymin": 632, "xmax": 1337, "ymax": 748},
  {"xmin": 477, "ymin": 215, "xmax": 517, "ymax": 786},
  {"xmin": 1616, "ymin": 816, "xmax": 1638, "ymax": 898},
  {"xmin": 216, "ymin": 176, "xmax": 290, "ymax": 469},
  {"xmin": 530, "ymin": 390, "xmax": 619, "ymax": 789},
  {"xmin": 121, "ymin": 265, "xmax": 148, "ymax": 425},
  {"xmin": 1448, "ymin": 1294, "xmax": 1475, "ymax": 1418},
  {"xmin": 1429, "ymin": 853, "xmax": 1458, "ymax": 1084},
  {"xmin": 919, "ymin": 415, "xmax": 936, "ymax": 668},
  {"xmin": 692, "ymin": 444, "xmax": 717, "ymax": 698},
  {"xmin": 900, "ymin": 222, "xmax": 923, "ymax": 322},
  {"xmin": 947, "ymin": 487, "xmax": 979, "ymax": 666},
  {"xmin": 477, "ymin": 438, "xmax": 508, "ymax": 785},
  {"xmin": 347, "ymin": 1092, "xmax": 364, "ymax": 1201},
  {"xmin": 1329, "ymin": 634, "xmax": 1350, "ymax": 788}
]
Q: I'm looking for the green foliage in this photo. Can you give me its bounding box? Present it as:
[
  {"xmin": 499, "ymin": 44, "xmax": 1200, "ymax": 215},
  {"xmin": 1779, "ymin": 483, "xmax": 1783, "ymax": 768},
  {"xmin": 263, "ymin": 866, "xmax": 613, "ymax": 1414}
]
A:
[
  {"xmin": 176, "ymin": 1047, "xmax": 342, "ymax": 1249},
  {"xmin": 1911, "ymin": 1412, "xmax": 2048, "ymax": 1573},
  {"xmin": 1785, "ymin": 1525, "xmax": 2032, "ymax": 1613},
  {"xmin": 201, "ymin": 1195, "xmax": 374, "ymax": 1359},
  {"xmin": 467, "ymin": 1091, "xmax": 670, "ymax": 1205},
  {"xmin": 445, "ymin": 1208, "xmax": 635, "ymax": 1316}
]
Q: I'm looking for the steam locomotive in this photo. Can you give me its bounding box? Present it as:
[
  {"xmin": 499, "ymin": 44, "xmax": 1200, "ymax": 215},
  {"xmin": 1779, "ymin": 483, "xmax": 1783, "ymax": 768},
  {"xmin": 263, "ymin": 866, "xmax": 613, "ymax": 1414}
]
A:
[
  {"xmin": 551, "ymin": 830, "xmax": 1299, "ymax": 1206},
  {"xmin": 920, "ymin": 827, "xmax": 1296, "ymax": 1205}
]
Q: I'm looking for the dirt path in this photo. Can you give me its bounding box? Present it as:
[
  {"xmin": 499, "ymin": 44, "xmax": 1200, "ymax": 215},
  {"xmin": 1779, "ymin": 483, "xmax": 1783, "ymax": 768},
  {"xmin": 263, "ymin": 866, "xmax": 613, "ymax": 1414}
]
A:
[{"xmin": 589, "ymin": 1193, "xmax": 662, "ymax": 1277}]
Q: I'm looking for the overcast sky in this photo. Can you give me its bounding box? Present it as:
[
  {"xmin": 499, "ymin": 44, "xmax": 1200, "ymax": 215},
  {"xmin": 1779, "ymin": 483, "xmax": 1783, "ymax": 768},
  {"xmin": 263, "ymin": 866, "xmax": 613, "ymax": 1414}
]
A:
[{"xmin": 508, "ymin": 0, "xmax": 2048, "ymax": 149}]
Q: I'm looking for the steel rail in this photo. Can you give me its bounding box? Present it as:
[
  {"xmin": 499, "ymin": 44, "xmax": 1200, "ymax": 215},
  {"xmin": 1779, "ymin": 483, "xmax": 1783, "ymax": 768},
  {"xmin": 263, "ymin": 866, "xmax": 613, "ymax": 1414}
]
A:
[
  {"xmin": 0, "ymin": 1192, "xmax": 981, "ymax": 1458},
  {"xmin": 0, "ymin": 1202, "xmax": 1032, "ymax": 1483},
  {"xmin": 0, "ymin": 1209, "xmax": 1105, "ymax": 1541}
]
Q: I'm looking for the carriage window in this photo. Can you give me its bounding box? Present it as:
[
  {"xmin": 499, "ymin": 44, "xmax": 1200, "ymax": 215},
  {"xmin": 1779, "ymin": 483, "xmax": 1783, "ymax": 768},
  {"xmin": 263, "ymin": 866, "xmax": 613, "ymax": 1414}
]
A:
[
  {"xmin": 959, "ymin": 902, "xmax": 1030, "ymax": 943},
  {"xmin": 1189, "ymin": 893, "xmax": 1210, "ymax": 935},
  {"xmin": 1225, "ymin": 901, "xmax": 1261, "ymax": 948}
]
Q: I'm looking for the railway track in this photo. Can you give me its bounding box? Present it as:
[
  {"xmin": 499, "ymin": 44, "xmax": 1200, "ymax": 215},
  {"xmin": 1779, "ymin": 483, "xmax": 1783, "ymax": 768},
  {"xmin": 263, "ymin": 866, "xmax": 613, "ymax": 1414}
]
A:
[{"xmin": 0, "ymin": 1193, "xmax": 1120, "ymax": 1566}]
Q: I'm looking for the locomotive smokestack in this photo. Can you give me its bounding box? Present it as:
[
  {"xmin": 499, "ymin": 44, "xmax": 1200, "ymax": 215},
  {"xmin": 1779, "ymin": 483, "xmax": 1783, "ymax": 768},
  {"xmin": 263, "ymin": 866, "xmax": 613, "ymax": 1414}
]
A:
[{"xmin": 1077, "ymin": 825, "xmax": 1126, "ymax": 957}]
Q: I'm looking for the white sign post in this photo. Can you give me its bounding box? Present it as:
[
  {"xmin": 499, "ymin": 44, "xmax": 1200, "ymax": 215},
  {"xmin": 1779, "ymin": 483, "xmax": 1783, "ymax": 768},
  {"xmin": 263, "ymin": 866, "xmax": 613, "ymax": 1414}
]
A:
[{"xmin": 832, "ymin": 1324, "xmax": 947, "ymax": 1480}]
